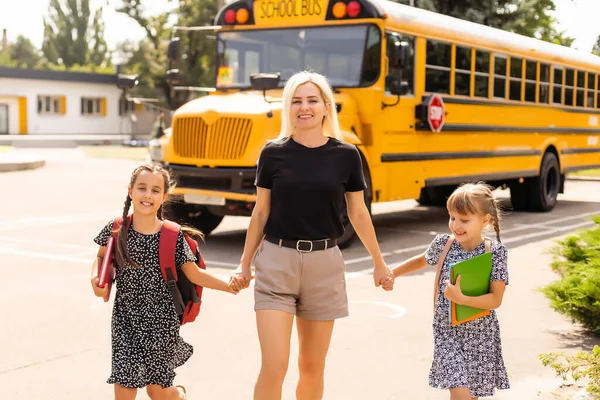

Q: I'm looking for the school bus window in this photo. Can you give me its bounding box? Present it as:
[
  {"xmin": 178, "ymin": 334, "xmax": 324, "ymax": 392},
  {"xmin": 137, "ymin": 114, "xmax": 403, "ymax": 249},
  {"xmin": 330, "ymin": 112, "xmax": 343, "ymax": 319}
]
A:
[
  {"xmin": 539, "ymin": 63, "xmax": 550, "ymax": 104},
  {"xmin": 493, "ymin": 55, "xmax": 507, "ymax": 99},
  {"xmin": 509, "ymin": 56, "xmax": 522, "ymax": 101},
  {"xmin": 425, "ymin": 40, "xmax": 451, "ymax": 94},
  {"xmin": 564, "ymin": 68, "xmax": 574, "ymax": 106},
  {"xmin": 524, "ymin": 60, "xmax": 536, "ymax": 103},
  {"xmin": 360, "ymin": 25, "xmax": 382, "ymax": 86},
  {"xmin": 474, "ymin": 50, "xmax": 489, "ymax": 98},
  {"xmin": 454, "ymin": 46, "xmax": 471, "ymax": 96},
  {"xmin": 385, "ymin": 33, "xmax": 415, "ymax": 95},
  {"xmin": 553, "ymin": 66, "xmax": 563, "ymax": 105},
  {"xmin": 306, "ymin": 52, "xmax": 326, "ymax": 75},
  {"xmin": 587, "ymin": 72, "xmax": 596, "ymax": 108},
  {"xmin": 216, "ymin": 25, "xmax": 380, "ymax": 89},
  {"xmin": 576, "ymin": 70, "xmax": 585, "ymax": 107}
]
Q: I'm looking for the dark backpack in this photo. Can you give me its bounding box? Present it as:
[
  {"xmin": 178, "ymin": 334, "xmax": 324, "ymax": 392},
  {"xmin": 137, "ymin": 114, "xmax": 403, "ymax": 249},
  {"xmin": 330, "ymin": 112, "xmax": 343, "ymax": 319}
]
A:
[{"xmin": 112, "ymin": 216, "xmax": 205, "ymax": 326}]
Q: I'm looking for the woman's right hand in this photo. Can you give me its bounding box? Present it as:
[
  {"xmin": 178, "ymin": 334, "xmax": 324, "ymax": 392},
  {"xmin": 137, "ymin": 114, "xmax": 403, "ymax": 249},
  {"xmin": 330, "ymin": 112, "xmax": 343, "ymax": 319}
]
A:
[
  {"xmin": 91, "ymin": 276, "xmax": 108, "ymax": 298},
  {"xmin": 230, "ymin": 265, "xmax": 252, "ymax": 292}
]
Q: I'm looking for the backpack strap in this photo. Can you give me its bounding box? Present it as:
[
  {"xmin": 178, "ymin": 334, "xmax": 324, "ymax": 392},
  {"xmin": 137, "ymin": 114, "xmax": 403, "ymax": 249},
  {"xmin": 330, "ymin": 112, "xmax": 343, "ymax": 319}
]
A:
[
  {"xmin": 484, "ymin": 237, "xmax": 491, "ymax": 253},
  {"xmin": 433, "ymin": 235, "xmax": 455, "ymax": 312},
  {"xmin": 111, "ymin": 215, "xmax": 132, "ymax": 238},
  {"xmin": 159, "ymin": 220, "xmax": 181, "ymax": 283}
]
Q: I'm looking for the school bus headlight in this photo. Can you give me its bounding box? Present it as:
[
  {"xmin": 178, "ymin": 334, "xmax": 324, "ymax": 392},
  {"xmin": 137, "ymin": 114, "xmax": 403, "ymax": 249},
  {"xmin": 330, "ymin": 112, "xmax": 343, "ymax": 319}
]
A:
[
  {"xmin": 236, "ymin": 8, "xmax": 249, "ymax": 24},
  {"xmin": 332, "ymin": 2, "xmax": 347, "ymax": 18}
]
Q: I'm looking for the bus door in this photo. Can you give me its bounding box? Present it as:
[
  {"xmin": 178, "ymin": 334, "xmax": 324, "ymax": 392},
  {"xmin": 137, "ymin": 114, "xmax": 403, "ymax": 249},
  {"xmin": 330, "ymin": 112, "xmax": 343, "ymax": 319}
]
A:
[{"xmin": 378, "ymin": 32, "xmax": 421, "ymax": 200}]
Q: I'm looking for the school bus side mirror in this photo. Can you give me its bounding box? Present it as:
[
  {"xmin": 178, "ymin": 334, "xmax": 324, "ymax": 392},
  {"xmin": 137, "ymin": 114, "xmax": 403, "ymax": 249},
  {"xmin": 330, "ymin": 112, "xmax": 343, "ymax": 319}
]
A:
[
  {"xmin": 250, "ymin": 73, "xmax": 281, "ymax": 91},
  {"xmin": 386, "ymin": 77, "xmax": 409, "ymax": 96},
  {"xmin": 167, "ymin": 69, "xmax": 181, "ymax": 85},
  {"xmin": 390, "ymin": 41, "xmax": 409, "ymax": 69},
  {"xmin": 167, "ymin": 38, "xmax": 181, "ymax": 62}
]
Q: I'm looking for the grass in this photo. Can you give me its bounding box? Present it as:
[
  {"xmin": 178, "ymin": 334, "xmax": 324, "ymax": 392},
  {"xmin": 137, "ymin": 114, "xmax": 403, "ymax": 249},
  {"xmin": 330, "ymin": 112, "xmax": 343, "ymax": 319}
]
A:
[
  {"xmin": 82, "ymin": 145, "xmax": 149, "ymax": 161},
  {"xmin": 569, "ymin": 169, "xmax": 600, "ymax": 177}
]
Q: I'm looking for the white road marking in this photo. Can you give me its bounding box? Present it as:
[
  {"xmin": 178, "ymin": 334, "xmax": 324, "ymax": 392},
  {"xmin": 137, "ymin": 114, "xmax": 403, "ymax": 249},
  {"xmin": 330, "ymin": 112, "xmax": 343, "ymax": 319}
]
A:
[
  {"xmin": 2, "ymin": 209, "xmax": 598, "ymax": 281},
  {"xmin": 349, "ymin": 300, "xmax": 406, "ymax": 318}
]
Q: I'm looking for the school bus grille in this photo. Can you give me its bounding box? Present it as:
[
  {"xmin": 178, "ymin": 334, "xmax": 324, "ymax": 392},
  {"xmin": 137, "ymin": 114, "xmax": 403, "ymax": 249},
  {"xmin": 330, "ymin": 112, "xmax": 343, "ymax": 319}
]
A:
[{"xmin": 172, "ymin": 117, "xmax": 252, "ymax": 160}]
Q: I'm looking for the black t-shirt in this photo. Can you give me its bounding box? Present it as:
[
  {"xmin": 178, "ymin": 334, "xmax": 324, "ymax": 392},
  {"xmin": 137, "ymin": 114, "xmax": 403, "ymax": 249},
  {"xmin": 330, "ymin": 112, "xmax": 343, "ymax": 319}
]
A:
[{"xmin": 255, "ymin": 137, "xmax": 367, "ymax": 240}]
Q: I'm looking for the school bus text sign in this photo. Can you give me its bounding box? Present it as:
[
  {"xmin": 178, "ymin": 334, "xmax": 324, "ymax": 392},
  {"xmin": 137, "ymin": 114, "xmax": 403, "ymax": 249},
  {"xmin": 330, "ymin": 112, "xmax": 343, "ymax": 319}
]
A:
[{"xmin": 253, "ymin": 0, "xmax": 328, "ymax": 25}]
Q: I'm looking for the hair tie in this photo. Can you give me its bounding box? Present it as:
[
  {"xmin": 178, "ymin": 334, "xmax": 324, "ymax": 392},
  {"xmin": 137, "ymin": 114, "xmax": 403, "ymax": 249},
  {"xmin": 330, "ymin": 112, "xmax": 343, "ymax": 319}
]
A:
[{"xmin": 496, "ymin": 234, "xmax": 501, "ymax": 241}]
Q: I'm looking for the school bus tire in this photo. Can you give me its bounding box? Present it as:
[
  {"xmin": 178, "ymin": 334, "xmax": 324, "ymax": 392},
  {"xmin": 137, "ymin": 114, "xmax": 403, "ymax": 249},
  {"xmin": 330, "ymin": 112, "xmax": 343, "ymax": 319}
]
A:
[
  {"xmin": 168, "ymin": 203, "xmax": 224, "ymax": 235},
  {"xmin": 525, "ymin": 152, "xmax": 560, "ymax": 212},
  {"xmin": 509, "ymin": 182, "xmax": 529, "ymax": 211},
  {"xmin": 417, "ymin": 186, "xmax": 455, "ymax": 207}
]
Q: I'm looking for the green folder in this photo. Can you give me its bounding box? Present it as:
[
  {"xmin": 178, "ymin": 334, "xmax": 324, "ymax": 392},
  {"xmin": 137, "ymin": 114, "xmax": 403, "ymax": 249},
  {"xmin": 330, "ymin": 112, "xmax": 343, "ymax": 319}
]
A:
[{"xmin": 448, "ymin": 252, "xmax": 493, "ymax": 326}]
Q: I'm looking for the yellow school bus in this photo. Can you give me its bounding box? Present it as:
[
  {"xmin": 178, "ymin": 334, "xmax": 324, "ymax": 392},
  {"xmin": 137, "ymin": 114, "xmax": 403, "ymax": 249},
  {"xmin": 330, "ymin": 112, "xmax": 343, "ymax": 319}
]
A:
[{"xmin": 150, "ymin": 0, "xmax": 600, "ymax": 247}]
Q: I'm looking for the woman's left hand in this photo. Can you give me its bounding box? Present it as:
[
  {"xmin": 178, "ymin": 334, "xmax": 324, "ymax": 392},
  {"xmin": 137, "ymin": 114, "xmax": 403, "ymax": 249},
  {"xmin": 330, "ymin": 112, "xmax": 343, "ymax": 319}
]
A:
[
  {"xmin": 443, "ymin": 276, "xmax": 465, "ymax": 303},
  {"xmin": 373, "ymin": 264, "xmax": 394, "ymax": 291}
]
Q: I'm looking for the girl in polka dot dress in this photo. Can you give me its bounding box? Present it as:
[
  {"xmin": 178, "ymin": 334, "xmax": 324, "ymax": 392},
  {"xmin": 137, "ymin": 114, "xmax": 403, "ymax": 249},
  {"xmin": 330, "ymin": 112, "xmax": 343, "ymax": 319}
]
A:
[
  {"xmin": 389, "ymin": 183, "xmax": 510, "ymax": 399},
  {"xmin": 90, "ymin": 163, "xmax": 239, "ymax": 400}
]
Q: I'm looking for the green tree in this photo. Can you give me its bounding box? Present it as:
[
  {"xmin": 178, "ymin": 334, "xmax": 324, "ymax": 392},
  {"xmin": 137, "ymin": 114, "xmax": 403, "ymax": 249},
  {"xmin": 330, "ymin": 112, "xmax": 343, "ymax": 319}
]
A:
[
  {"xmin": 592, "ymin": 35, "xmax": 600, "ymax": 56},
  {"xmin": 10, "ymin": 35, "xmax": 41, "ymax": 68},
  {"xmin": 394, "ymin": 0, "xmax": 574, "ymax": 46},
  {"xmin": 88, "ymin": 7, "xmax": 110, "ymax": 68},
  {"xmin": 116, "ymin": 0, "xmax": 217, "ymax": 107},
  {"xmin": 42, "ymin": 0, "xmax": 109, "ymax": 69}
]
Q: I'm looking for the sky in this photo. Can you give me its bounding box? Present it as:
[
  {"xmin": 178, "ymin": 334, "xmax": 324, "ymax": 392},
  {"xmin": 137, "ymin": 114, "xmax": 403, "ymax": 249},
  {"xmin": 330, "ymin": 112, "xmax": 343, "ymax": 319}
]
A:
[{"xmin": 1, "ymin": 0, "xmax": 599, "ymax": 57}]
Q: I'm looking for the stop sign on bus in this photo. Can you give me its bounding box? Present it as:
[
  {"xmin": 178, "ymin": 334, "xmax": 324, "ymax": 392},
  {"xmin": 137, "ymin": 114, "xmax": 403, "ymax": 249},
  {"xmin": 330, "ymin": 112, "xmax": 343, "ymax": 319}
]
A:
[{"xmin": 427, "ymin": 94, "xmax": 445, "ymax": 132}]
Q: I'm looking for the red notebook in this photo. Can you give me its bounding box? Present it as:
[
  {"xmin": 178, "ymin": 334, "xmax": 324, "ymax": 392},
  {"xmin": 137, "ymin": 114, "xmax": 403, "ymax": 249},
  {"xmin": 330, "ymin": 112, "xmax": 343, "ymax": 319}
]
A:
[{"xmin": 97, "ymin": 235, "xmax": 116, "ymax": 302}]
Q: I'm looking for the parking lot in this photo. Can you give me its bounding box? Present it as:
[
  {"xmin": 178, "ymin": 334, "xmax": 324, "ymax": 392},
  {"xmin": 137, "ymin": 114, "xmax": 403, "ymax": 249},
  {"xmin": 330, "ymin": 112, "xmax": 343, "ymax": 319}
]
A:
[{"xmin": 1, "ymin": 148, "xmax": 599, "ymax": 399}]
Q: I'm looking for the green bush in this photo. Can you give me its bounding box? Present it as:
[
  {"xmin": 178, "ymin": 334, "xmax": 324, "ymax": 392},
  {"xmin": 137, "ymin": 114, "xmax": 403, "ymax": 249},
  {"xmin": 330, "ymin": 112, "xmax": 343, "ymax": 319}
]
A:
[
  {"xmin": 540, "ymin": 216, "xmax": 600, "ymax": 335},
  {"xmin": 540, "ymin": 346, "xmax": 600, "ymax": 399}
]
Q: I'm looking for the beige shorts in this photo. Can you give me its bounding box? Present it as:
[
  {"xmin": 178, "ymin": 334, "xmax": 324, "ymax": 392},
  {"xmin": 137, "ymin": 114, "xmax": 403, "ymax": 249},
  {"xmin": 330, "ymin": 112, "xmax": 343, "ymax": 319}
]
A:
[{"xmin": 254, "ymin": 239, "xmax": 348, "ymax": 320}]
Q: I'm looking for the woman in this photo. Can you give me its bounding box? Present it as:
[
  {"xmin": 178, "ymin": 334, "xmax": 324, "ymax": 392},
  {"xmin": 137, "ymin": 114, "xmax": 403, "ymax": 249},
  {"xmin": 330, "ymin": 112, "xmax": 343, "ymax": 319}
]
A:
[{"xmin": 231, "ymin": 71, "xmax": 393, "ymax": 400}]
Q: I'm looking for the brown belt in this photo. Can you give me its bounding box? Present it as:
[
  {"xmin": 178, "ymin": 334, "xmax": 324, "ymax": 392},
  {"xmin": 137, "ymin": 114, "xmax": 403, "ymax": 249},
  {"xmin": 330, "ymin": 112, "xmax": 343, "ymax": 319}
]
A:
[{"xmin": 264, "ymin": 235, "xmax": 337, "ymax": 253}]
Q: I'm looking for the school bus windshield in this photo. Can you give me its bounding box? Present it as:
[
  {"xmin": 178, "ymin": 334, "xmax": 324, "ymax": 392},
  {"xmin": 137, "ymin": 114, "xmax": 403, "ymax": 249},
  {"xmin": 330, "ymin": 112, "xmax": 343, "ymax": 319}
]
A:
[{"xmin": 216, "ymin": 24, "xmax": 381, "ymax": 88}]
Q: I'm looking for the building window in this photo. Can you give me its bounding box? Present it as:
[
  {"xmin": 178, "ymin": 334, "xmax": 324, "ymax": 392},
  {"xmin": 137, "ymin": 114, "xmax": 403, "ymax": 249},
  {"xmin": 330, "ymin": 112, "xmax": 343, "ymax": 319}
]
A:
[
  {"xmin": 37, "ymin": 95, "xmax": 65, "ymax": 115},
  {"xmin": 81, "ymin": 97, "xmax": 106, "ymax": 116},
  {"xmin": 119, "ymin": 97, "xmax": 136, "ymax": 116}
]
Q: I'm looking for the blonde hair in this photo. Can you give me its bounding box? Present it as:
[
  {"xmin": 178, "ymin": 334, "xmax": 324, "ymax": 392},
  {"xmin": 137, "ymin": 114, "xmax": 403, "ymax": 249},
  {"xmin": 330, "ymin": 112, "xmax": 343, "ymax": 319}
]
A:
[
  {"xmin": 446, "ymin": 182, "xmax": 502, "ymax": 242},
  {"xmin": 272, "ymin": 71, "xmax": 343, "ymax": 142}
]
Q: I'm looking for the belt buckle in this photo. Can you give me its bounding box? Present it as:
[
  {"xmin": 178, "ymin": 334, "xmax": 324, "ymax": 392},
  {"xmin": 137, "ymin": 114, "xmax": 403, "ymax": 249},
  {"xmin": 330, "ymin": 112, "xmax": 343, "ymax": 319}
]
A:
[{"xmin": 296, "ymin": 240, "xmax": 313, "ymax": 253}]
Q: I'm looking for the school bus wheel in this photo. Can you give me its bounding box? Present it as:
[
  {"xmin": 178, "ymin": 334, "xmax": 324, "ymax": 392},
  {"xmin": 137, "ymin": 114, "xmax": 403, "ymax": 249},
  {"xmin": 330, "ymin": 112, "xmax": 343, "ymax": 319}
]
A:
[
  {"xmin": 417, "ymin": 186, "xmax": 455, "ymax": 207},
  {"xmin": 509, "ymin": 152, "xmax": 560, "ymax": 212},
  {"xmin": 526, "ymin": 152, "xmax": 560, "ymax": 212},
  {"xmin": 166, "ymin": 203, "xmax": 224, "ymax": 235}
]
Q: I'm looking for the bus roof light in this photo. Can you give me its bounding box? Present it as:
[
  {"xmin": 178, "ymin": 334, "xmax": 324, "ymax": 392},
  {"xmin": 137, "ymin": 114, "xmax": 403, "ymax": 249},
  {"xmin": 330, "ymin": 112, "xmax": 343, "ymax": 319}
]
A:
[
  {"xmin": 236, "ymin": 8, "xmax": 249, "ymax": 24},
  {"xmin": 224, "ymin": 9, "xmax": 236, "ymax": 24},
  {"xmin": 347, "ymin": 1, "xmax": 361, "ymax": 17},
  {"xmin": 332, "ymin": 2, "xmax": 347, "ymax": 18}
]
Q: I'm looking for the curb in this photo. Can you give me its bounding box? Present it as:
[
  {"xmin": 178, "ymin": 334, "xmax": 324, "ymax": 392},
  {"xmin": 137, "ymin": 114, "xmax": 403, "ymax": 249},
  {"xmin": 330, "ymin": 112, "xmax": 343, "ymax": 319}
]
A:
[
  {"xmin": 0, "ymin": 159, "xmax": 46, "ymax": 172},
  {"xmin": 566, "ymin": 175, "xmax": 600, "ymax": 182}
]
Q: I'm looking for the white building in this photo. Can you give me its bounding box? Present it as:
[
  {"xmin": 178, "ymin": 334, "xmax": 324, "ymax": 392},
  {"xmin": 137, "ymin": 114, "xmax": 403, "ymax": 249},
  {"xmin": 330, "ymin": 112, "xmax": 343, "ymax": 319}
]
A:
[{"xmin": 0, "ymin": 66, "xmax": 158, "ymax": 137}]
